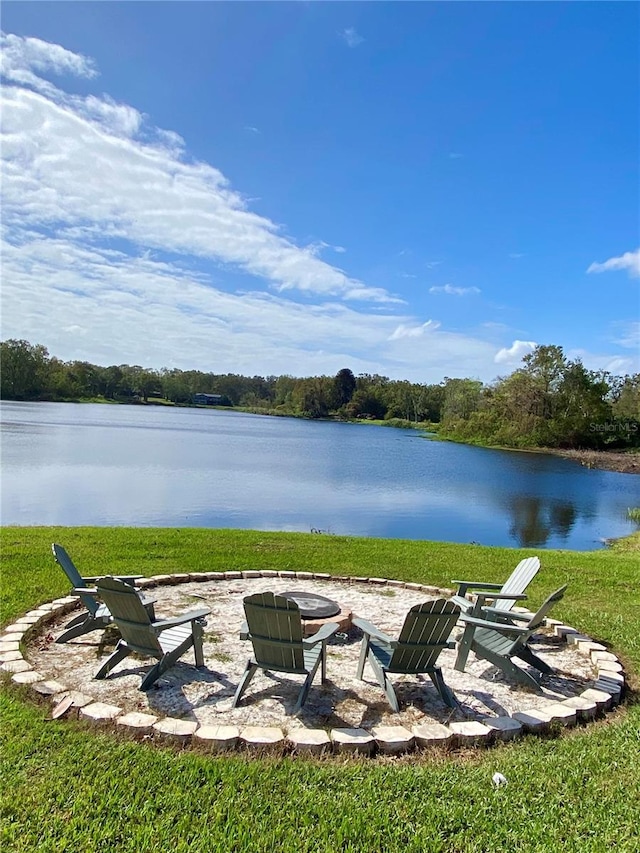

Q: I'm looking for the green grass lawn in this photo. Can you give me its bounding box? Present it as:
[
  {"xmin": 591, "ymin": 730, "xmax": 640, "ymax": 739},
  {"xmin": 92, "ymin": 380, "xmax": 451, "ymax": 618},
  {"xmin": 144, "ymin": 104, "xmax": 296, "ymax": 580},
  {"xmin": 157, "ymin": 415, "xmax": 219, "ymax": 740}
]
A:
[{"xmin": 2, "ymin": 527, "xmax": 639, "ymax": 852}]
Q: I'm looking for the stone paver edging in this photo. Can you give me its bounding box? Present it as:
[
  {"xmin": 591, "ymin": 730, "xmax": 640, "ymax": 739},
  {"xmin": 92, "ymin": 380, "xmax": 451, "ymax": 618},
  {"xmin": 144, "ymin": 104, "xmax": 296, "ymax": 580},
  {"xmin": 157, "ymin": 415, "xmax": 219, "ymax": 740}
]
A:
[{"xmin": 1, "ymin": 571, "xmax": 627, "ymax": 758}]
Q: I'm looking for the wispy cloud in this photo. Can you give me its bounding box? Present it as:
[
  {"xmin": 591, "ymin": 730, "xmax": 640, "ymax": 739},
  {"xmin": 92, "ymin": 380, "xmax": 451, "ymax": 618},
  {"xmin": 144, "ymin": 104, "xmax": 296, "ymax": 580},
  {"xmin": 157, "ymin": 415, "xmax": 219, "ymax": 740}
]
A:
[
  {"xmin": 425, "ymin": 260, "xmax": 443, "ymax": 269},
  {"xmin": 0, "ymin": 33, "xmax": 395, "ymax": 304},
  {"xmin": 448, "ymin": 152, "xmax": 463, "ymax": 159},
  {"xmin": 244, "ymin": 125, "xmax": 261, "ymax": 135},
  {"xmin": 0, "ymin": 31, "xmax": 97, "ymax": 90},
  {"xmin": 508, "ymin": 252, "xmax": 525, "ymax": 259},
  {"xmin": 587, "ymin": 248, "xmax": 640, "ymax": 278},
  {"xmin": 610, "ymin": 321, "xmax": 640, "ymax": 350},
  {"xmin": 341, "ymin": 27, "xmax": 364, "ymax": 48},
  {"xmin": 429, "ymin": 284, "xmax": 480, "ymax": 296},
  {"xmin": 494, "ymin": 340, "xmax": 536, "ymax": 365},
  {"xmin": 568, "ymin": 347, "xmax": 637, "ymax": 376},
  {"xmin": 388, "ymin": 320, "xmax": 441, "ymax": 341}
]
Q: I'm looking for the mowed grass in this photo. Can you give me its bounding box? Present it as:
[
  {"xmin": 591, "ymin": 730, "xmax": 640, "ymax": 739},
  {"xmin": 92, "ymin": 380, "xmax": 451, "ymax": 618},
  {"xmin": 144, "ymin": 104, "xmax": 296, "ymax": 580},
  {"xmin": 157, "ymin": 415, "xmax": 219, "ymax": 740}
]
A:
[{"xmin": 2, "ymin": 527, "xmax": 639, "ymax": 852}]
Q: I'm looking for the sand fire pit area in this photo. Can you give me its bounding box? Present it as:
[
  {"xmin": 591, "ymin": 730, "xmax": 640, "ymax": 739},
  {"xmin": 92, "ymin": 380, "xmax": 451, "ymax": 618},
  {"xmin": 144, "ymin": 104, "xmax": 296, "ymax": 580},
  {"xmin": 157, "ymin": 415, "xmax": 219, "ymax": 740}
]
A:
[{"xmin": 2, "ymin": 571, "xmax": 625, "ymax": 757}]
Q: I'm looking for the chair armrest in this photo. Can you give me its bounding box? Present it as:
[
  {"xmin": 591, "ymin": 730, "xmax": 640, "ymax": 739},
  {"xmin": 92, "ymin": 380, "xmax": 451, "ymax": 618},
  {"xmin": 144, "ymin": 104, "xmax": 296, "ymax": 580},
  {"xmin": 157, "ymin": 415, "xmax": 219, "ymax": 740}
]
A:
[
  {"xmin": 84, "ymin": 575, "xmax": 143, "ymax": 586},
  {"xmin": 477, "ymin": 592, "xmax": 527, "ymax": 601},
  {"xmin": 239, "ymin": 620, "xmax": 249, "ymax": 641},
  {"xmin": 458, "ymin": 614, "xmax": 526, "ymax": 635},
  {"xmin": 73, "ymin": 586, "xmax": 99, "ymax": 596},
  {"xmin": 153, "ymin": 607, "xmax": 210, "ymax": 631},
  {"xmin": 472, "ymin": 593, "xmax": 527, "ymax": 615},
  {"xmin": 351, "ymin": 617, "xmax": 396, "ymax": 646},
  {"xmin": 480, "ymin": 606, "xmax": 536, "ymax": 623},
  {"xmin": 452, "ymin": 580, "xmax": 503, "ymax": 597},
  {"xmin": 303, "ymin": 622, "xmax": 340, "ymax": 648}
]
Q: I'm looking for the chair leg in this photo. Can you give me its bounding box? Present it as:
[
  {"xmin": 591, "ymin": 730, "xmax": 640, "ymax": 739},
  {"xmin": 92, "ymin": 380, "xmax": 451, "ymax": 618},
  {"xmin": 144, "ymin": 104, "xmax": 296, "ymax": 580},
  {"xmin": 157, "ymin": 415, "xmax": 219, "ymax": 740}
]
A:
[
  {"xmin": 139, "ymin": 636, "xmax": 195, "ymax": 690},
  {"xmin": 192, "ymin": 620, "xmax": 205, "ymax": 667},
  {"xmin": 356, "ymin": 636, "xmax": 370, "ymax": 680},
  {"xmin": 62, "ymin": 612, "xmax": 89, "ymax": 630},
  {"xmin": 140, "ymin": 659, "xmax": 165, "ymax": 691},
  {"xmin": 515, "ymin": 644, "xmax": 553, "ymax": 674},
  {"xmin": 368, "ymin": 654, "xmax": 399, "ymax": 712},
  {"xmin": 475, "ymin": 644, "xmax": 542, "ymax": 691},
  {"xmin": 232, "ymin": 661, "xmax": 259, "ymax": 708},
  {"xmin": 293, "ymin": 671, "xmax": 316, "ymax": 715},
  {"xmin": 320, "ymin": 642, "xmax": 327, "ymax": 683},
  {"xmin": 292, "ymin": 651, "xmax": 324, "ymax": 715},
  {"xmin": 429, "ymin": 667, "xmax": 458, "ymax": 708},
  {"xmin": 57, "ymin": 617, "xmax": 100, "ymax": 643},
  {"xmin": 94, "ymin": 641, "xmax": 130, "ymax": 679},
  {"xmin": 454, "ymin": 623, "xmax": 474, "ymax": 672}
]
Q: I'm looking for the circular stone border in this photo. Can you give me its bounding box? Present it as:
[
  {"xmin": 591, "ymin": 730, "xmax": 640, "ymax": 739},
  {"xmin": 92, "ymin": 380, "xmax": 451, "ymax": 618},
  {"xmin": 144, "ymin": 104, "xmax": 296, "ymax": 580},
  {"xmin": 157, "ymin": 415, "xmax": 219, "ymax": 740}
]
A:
[{"xmin": 1, "ymin": 571, "xmax": 626, "ymax": 757}]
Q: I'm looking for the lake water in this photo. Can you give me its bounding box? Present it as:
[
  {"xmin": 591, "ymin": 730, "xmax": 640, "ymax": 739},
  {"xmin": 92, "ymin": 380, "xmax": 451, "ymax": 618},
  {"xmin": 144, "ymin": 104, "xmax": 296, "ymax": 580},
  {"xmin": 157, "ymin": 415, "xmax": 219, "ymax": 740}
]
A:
[{"xmin": 1, "ymin": 401, "xmax": 638, "ymax": 550}]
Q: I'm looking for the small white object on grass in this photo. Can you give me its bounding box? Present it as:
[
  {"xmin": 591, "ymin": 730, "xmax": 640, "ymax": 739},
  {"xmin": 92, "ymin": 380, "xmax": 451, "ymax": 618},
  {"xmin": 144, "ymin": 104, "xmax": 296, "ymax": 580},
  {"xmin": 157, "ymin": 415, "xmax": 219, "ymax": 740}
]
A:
[{"xmin": 492, "ymin": 772, "xmax": 508, "ymax": 787}]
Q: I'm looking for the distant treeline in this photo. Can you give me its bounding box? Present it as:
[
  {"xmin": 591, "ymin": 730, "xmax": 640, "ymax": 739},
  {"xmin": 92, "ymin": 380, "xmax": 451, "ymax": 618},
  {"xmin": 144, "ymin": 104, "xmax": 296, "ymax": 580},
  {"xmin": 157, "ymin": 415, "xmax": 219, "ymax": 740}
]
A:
[{"xmin": 1, "ymin": 339, "xmax": 638, "ymax": 450}]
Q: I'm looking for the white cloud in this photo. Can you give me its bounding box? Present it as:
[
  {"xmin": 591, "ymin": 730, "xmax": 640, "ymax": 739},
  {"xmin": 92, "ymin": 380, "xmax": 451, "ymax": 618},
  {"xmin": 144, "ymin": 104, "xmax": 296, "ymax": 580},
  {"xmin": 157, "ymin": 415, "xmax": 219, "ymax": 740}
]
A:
[
  {"xmin": 0, "ymin": 32, "xmax": 97, "ymax": 87},
  {"xmin": 494, "ymin": 340, "xmax": 537, "ymax": 365},
  {"xmin": 0, "ymin": 35, "xmax": 394, "ymax": 304},
  {"xmin": 341, "ymin": 28, "xmax": 364, "ymax": 48},
  {"xmin": 568, "ymin": 348, "xmax": 638, "ymax": 376},
  {"xmin": 244, "ymin": 125, "xmax": 261, "ymax": 134},
  {"xmin": 508, "ymin": 252, "xmax": 525, "ymax": 259},
  {"xmin": 587, "ymin": 249, "xmax": 640, "ymax": 278},
  {"xmin": 388, "ymin": 320, "xmax": 441, "ymax": 341},
  {"xmin": 429, "ymin": 284, "xmax": 481, "ymax": 296},
  {"xmin": 0, "ymin": 229, "xmax": 500, "ymax": 381},
  {"xmin": 0, "ymin": 32, "xmax": 540, "ymax": 385},
  {"xmin": 82, "ymin": 94, "xmax": 143, "ymax": 137},
  {"xmin": 609, "ymin": 321, "xmax": 640, "ymax": 351},
  {"xmin": 425, "ymin": 260, "xmax": 443, "ymax": 269}
]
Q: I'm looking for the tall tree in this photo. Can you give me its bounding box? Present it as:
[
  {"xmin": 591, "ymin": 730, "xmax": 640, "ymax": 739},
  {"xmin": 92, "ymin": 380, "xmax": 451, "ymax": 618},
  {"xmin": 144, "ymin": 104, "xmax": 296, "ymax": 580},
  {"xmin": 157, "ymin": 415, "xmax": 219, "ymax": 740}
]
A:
[{"xmin": 333, "ymin": 368, "xmax": 356, "ymax": 408}]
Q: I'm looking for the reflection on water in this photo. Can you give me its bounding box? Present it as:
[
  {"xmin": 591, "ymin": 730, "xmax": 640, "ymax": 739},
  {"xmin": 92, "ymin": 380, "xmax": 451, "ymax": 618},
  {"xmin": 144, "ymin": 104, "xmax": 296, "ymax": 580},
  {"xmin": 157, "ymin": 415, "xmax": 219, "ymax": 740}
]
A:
[
  {"xmin": 1, "ymin": 401, "xmax": 638, "ymax": 550},
  {"xmin": 507, "ymin": 497, "xmax": 578, "ymax": 548}
]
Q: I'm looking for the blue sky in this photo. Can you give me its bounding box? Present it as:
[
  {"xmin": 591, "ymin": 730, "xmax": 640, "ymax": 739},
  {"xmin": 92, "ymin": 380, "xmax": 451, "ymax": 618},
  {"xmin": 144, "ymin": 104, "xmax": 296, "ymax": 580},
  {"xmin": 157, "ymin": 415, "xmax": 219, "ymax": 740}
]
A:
[{"xmin": 1, "ymin": 1, "xmax": 638, "ymax": 383}]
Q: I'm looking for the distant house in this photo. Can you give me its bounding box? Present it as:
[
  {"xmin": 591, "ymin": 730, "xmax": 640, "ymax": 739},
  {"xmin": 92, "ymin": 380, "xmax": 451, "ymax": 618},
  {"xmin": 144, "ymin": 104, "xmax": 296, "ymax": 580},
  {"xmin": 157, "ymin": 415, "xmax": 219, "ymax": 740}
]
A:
[{"xmin": 193, "ymin": 393, "xmax": 225, "ymax": 406}]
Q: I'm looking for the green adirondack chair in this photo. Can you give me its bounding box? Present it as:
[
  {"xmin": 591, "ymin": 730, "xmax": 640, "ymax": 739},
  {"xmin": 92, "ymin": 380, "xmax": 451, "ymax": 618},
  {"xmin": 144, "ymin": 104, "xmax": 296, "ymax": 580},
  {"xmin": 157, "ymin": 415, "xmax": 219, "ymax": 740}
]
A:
[
  {"xmin": 451, "ymin": 556, "xmax": 541, "ymax": 617},
  {"xmin": 52, "ymin": 543, "xmax": 154, "ymax": 643},
  {"xmin": 93, "ymin": 576, "xmax": 210, "ymax": 690},
  {"xmin": 454, "ymin": 585, "xmax": 568, "ymax": 690},
  {"xmin": 353, "ymin": 598, "xmax": 461, "ymax": 711},
  {"xmin": 232, "ymin": 591, "xmax": 339, "ymax": 715}
]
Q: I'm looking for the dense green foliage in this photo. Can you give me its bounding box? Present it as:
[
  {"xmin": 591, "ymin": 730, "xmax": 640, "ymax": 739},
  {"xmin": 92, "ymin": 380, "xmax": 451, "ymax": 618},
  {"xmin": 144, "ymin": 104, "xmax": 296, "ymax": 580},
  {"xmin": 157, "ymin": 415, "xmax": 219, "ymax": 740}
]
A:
[
  {"xmin": 1, "ymin": 527, "xmax": 639, "ymax": 851},
  {"xmin": 440, "ymin": 346, "xmax": 639, "ymax": 450},
  {"xmin": 2, "ymin": 339, "xmax": 638, "ymax": 449}
]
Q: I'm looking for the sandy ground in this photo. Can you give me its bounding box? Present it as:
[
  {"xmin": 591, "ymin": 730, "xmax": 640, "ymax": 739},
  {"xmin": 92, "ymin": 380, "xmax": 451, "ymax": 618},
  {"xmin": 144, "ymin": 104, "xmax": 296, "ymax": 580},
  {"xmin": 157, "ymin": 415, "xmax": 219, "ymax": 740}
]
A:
[
  {"xmin": 27, "ymin": 577, "xmax": 596, "ymax": 732},
  {"xmin": 556, "ymin": 448, "xmax": 640, "ymax": 475}
]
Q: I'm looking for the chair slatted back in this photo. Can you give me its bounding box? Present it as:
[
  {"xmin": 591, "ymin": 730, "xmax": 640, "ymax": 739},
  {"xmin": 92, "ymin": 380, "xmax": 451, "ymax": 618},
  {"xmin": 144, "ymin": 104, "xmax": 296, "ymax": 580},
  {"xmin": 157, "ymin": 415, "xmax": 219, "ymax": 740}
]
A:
[
  {"xmin": 96, "ymin": 577, "xmax": 163, "ymax": 658},
  {"xmin": 475, "ymin": 585, "xmax": 567, "ymax": 655},
  {"xmin": 52, "ymin": 543, "xmax": 99, "ymax": 617},
  {"xmin": 494, "ymin": 556, "xmax": 540, "ymax": 612},
  {"xmin": 243, "ymin": 592, "xmax": 305, "ymax": 673},
  {"xmin": 523, "ymin": 584, "xmax": 567, "ymax": 632},
  {"xmin": 389, "ymin": 599, "xmax": 460, "ymax": 673}
]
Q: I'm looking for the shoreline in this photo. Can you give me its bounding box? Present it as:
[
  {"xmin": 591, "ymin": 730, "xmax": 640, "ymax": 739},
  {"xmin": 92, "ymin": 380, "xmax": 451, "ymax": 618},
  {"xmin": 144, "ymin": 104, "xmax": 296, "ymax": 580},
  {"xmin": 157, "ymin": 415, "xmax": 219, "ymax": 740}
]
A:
[
  {"xmin": 552, "ymin": 448, "xmax": 640, "ymax": 475},
  {"xmin": 426, "ymin": 430, "xmax": 640, "ymax": 476}
]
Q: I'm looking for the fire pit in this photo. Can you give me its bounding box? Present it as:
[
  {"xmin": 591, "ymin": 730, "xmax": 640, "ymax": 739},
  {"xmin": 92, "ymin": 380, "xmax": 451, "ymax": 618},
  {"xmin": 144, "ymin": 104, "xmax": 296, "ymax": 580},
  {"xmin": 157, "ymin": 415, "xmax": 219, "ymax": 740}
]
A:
[
  {"xmin": 281, "ymin": 590, "xmax": 341, "ymax": 619},
  {"xmin": 281, "ymin": 590, "xmax": 352, "ymax": 636}
]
